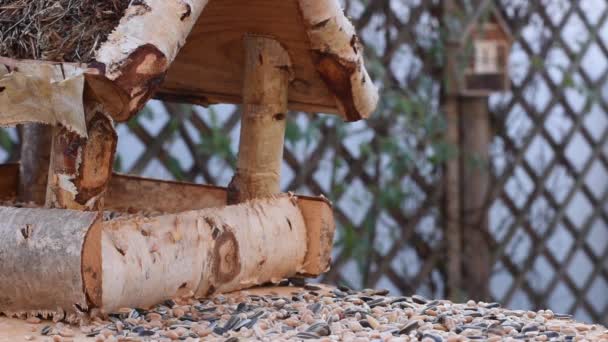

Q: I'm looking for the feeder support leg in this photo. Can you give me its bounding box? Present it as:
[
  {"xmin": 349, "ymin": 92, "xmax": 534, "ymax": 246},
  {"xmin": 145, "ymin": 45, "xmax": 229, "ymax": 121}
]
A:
[
  {"xmin": 228, "ymin": 35, "xmax": 293, "ymax": 204},
  {"xmin": 18, "ymin": 124, "xmax": 53, "ymax": 205},
  {"xmin": 45, "ymin": 99, "xmax": 117, "ymax": 211}
]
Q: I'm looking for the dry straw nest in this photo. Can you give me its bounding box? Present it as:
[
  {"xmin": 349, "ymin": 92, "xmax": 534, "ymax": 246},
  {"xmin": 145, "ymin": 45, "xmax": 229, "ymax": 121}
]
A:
[{"xmin": 0, "ymin": 0, "xmax": 129, "ymax": 62}]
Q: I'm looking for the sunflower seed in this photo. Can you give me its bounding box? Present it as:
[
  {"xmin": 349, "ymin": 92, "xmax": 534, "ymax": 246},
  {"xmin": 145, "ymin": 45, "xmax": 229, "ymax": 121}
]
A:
[
  {"xmin": 304, "ymin": 284, "xmax": 322, "ymax": 291},
  {"xmin": 412, "ymin": 295, "xmax": 429, "ymax": 304},
  {"xmin": 306, "ymin": 322, "xmax": 331, "ymax": 336},
  {"xmin": 295, "ymin": 332, "xmax": 320, "ymax": 339},
  {"xmin": 41, "ymin": 325, "xmax": 52, "ymax": 336},
  {"xmin": 399, "ymin": 320, "xmax": 420, "ymax": 335},
  {"xmin": 288, "ymin": 277, "xmax": 306, "ymax": 287}
]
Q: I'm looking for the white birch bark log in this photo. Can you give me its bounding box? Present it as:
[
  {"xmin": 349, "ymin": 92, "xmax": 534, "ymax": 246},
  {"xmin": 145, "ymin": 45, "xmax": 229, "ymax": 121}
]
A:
[
  {"xmin": 0, "ymin": 207, "xmax": 99, "ymax": 322},
  {"xmin": 298, "ymin": 0, "xmax": 379, "ymax": 121},
  {"xmin": 99, "ymin": 195, "xmax": 306, "ymax": 312},
  {"xmin": 93, "ymin": 0, "xmax": 210, "ymax": 121},
  {"xmin": 0, "ymin": 195, "xmax": 313, "ymax": 315}
]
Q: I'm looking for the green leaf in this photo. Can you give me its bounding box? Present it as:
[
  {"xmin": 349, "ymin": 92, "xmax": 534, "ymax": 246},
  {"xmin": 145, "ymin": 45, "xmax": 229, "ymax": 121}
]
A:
[
  {"xmin": 166, "ymin": 156, "xmax": 185, "ymax": 181},
  {"xmin": 0, "ymin": 129, "xmax": 13, "ymax": 151},
  {"xmin": 113, "ymin": 155, "xmax": 123, "ymax": 173},
  {"xmin": 285, "ymin": 120, "xmax": 302, "ymax": 145}
]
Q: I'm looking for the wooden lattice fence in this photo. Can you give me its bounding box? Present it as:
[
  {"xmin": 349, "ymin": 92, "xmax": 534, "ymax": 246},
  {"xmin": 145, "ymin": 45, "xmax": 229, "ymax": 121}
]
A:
[{"xmin": 0, "ymin": 0, "xmax": 606, "ymax": 325}]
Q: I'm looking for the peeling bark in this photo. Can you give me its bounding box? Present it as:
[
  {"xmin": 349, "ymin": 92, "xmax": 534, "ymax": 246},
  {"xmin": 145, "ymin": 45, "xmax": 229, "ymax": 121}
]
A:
[
  {"xmin": 196, "ymin": 195, "xmax": 307, "ymax": 297},
  {"xmin": 228, "ymin": 35, "xmax": 293, "ymax": 204},
  {"xmin": 298, "ymin": 0, "xmax": 379, "ymax": 121},
  {"xmin": 0, "ymin": 61, "xmax": 87, "ymax": 136},
  {"xmin": 94, "ymin": 0, "xmax": 210, "ymax": 121},
  {"xmin": 46, "ymin": 100, "xmax": 117, "ymax": 211}
]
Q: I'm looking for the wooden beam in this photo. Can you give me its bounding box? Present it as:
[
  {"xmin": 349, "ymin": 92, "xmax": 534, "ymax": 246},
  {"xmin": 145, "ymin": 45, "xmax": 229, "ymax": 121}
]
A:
[
  {"xmin": 18, "ymin": 124, "xmax": 52, "ymax": 205},
  {"xmin": 227, "ymin": 35, "xmax": 293, "ymax": 203},
  {"xmin": 104, "ymin": 173, "xmax": 336, "ymax": 277},
  {"xmin": 106, "ymin": 173, "xmax": 227, "ymax": 213},
  {"xmin": 0, "ymin": 194, "xmax": 334, "ymax": 316}
]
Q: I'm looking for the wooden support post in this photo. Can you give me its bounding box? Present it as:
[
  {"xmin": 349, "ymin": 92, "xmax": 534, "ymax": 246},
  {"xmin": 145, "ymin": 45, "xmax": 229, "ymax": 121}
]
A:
[
  {"xmin": 460, "ymin": 97, "xmax": 491, "ymax": 301},
  {"xmin": 18, "ymin": 124, "xmax": 52, "ymax": 205},
  {"xmin": 444, "ymin": 96, "xmax": 462, "ymax": 301},
  {"xmin": 46, "ymin": 100, "xmax": 117, "ymax": 211},
  {"xmin": 227, "ymin": 35, "xmax": 293, "ymax": 204},
  {"xmin": 443, "ymin": 0, "xmax": 463, "ymax": 301}
]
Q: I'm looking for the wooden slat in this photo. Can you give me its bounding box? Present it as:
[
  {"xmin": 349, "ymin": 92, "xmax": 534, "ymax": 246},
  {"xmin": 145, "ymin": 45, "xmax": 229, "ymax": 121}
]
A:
[
  {"xmin": 106, "ymin": 173, "xmax": 228, "ymax": 213},
  {"xmin": 0, "ymin": 163, "xmax": 18, "ymax": 201}
]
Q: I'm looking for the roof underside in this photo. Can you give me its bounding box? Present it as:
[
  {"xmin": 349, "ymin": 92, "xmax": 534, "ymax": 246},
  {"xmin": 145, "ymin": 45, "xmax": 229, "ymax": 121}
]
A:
[
  {"xmin": 156, "ymin": 0, "xmax": 339, "ymax": 115},
  {"xmin": 0, "ymin": 0, "xmax": 378, "ymax": 132}
]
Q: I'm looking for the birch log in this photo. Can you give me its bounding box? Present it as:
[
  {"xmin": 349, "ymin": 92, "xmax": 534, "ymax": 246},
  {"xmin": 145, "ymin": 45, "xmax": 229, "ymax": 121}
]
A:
[
  {"xmin": 297, "ymin": 0, "xmax": 379, "ymax": 121},
  {"xmin": 227, "ymin": 35, "xmax": 293, "ymax": 203},
  {"xmin": 97, "ymin": 195, "xmax": 306, "ymax": 311},
  {"xmin": 46, "ymin": 100, "xmax": 117, "ymax": 211},
  {"xmin": 0, "ymin": 207, "xmax": 100, "ymax": 322},
  {"xmin": 0, "ymin": 195, "xmax": 317, "ymax": 315},
  {"xmin": 93, "ymin": 0, "xmax": 209, "ymax": 121}
]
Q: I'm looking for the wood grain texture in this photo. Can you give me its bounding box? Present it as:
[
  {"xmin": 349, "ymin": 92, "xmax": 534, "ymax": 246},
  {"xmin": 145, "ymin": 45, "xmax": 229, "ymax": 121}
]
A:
[
  {"xmin": 0, "ymin": 163, "xmax": 18, "ymax": 201},
  {"xmin": 157, "ymin": 0, "xmax": 340, "ymax": 116},
  {"xmin": 298, "ymin": 196, "xmax": 335, "ymax": 276},
  {"xmin": 105, "ymin": 173, "xmax": 227, "ymax": 213},
  {"xmin": 227, "ymin": 35, "xmax": 291, "ymax": 204}
]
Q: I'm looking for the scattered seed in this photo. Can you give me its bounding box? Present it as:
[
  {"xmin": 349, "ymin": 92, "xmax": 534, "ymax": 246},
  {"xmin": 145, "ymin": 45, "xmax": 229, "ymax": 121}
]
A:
[
  {"xmin": 399, "ymin": 320, "xmax": 420, "ymax": 335},
  {"xmin": 295, "ymin": 332, "xmax": 320, "ymax": 339},
  {"xmin": 304, "ymin": 284, "xmax": 322, "ymax": 291},
  {"xmin": 22, "ymin": 284, "xmax": 602, "ymax": 342},
  {"xmin": 374, "ymin": 289, "xmax": 390, "ymax": 296},
  {"xmin": 138, "ymin": 329, "xmax": 156, "ymax": 337},
  {"xmin": 412, "ymin": 295, "xmax": 429, "ymax": 304},
  {"xmin": 288, "ymin": 277, "xmax": 306, "ymax": 287},
  {"xmin": 41, "ymin": 326, "xmax": 52, "ymax": 336},
  {"xmin": 338, "ymin": 285, "xmax": 352, "ymax": 292},
  {"xmin": 306, "ymin": 322, "xmax": 331, "ymax": 336}
]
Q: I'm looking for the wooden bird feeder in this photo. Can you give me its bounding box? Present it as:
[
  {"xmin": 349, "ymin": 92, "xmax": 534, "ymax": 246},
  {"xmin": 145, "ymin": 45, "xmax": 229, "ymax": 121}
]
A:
[
  {"xmin": 0, "ymin": 0, "xmax": 378, "ymax": 320},
  {"xmin": 447, "ymin": 1, "xmax": 513, "ymax": 97}
]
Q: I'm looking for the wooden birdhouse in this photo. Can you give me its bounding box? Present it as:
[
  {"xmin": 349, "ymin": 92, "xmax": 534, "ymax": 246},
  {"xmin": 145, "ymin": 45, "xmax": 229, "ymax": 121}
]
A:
[
  {"xmin": 0, "ymin": 0, "xmax": 378, "ymax": 318},
  {"xmin": 448, "ymin": 1, "xmax": 513, "ymax": 96}
]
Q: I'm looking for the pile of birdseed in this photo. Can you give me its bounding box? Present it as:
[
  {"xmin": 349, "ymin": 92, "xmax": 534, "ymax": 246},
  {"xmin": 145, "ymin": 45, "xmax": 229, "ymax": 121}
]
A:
[{"xmin": 29, "ymin": 282, "xmax": 608, "ymax": 342}]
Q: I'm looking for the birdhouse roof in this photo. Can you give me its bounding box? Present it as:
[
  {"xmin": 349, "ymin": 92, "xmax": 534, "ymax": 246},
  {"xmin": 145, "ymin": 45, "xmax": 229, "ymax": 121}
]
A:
[
  {"xmin": 460, "ymin": 0, "xmax": 514, "ymax": 44},
  {"xmin": 0, "ymin": 0, "xmax": 378, "ymax": 134}
]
